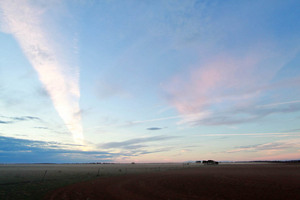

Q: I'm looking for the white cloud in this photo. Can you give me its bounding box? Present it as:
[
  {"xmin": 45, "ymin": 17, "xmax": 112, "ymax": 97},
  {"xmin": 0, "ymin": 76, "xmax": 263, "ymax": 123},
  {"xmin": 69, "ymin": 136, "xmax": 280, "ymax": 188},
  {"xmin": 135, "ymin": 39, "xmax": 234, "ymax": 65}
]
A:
[
  {"xmin": 197, "ymin": 132, "xmax": 300, "ymax": 137},
  {"xmin": 0, "ymin": 0, "xmax": 83, "ymax": 144},
  {"xmin": 257, "ymin": 100, "xmax": 300, "ymax": 108},
  {"xmin": 226, "ymin": 138, "xmax": 300, "ymax": 154}
]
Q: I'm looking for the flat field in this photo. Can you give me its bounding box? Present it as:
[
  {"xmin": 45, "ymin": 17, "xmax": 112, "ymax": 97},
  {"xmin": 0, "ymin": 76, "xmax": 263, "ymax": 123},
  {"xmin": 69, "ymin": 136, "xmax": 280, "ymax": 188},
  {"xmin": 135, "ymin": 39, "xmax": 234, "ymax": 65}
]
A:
[
  {"xmin": 44, "ymin": 163, "xmax": 300, "ymax": 200},
  {"xmin": 1, "ymin": 163, "xmax": 300, "ymax": 200},
  {"xmin": 0, "ymin": 163, "xmax": 194, "ymax": 200}
]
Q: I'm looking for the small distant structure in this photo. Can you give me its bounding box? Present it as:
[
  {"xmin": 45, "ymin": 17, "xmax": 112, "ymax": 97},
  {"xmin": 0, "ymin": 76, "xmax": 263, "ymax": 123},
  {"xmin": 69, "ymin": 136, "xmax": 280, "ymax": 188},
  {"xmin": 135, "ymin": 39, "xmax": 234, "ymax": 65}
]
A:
[
  {"xmin": 202, "ymin": 160, "xmax": 219, "ymax": 165},
  {"xmin": 131, "ymin": 162, "xmax": 135, "ymax": 164},
  {"xmin": 195, "ymin": 161, "xmax": 202, "ymax": 164}
]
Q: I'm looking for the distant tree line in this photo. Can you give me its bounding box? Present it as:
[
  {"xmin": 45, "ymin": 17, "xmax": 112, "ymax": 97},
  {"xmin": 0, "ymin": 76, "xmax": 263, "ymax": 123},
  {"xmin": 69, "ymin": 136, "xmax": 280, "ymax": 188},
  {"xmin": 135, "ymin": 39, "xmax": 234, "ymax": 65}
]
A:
[{"xmin": 195, "ymin": 160, "xmax": 219, "ymax": 165}]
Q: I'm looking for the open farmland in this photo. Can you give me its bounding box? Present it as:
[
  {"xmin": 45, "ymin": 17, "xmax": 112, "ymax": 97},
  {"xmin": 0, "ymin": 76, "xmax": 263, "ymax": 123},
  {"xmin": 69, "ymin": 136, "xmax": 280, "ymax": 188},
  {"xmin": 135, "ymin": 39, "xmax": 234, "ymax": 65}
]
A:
[
  {"xmin": 1, "ymin": 163, "xmax": 300, "ymax": 200},
  {"xmin": 0, "ymin": 162, "xmax": 196, "ymax": 200},
  {"xmin": 44, "ymin": 163, "xmax": 300, "ymax": 200}
]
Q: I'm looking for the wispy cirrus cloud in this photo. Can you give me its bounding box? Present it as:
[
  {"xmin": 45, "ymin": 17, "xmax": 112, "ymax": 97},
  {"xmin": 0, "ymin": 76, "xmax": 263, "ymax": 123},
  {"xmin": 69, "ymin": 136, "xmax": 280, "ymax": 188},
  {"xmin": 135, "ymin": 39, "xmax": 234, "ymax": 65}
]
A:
[
  {"xmin": 94, "ymin": 112, "xmax": 210, "ymax": 130},
  {"xmin": 189, "ymin": 100, "xmax": 300, "ymax": 126},
  {"xmin": 0, "ymin": 1, "xmax": 83, "ymax": 144},
  {"xmin": 11, "ymin": 116, "xmax": 40, "ymax": 121},
  {"xmin": 197, "ymin": 132, "xmax": 300, "ymax": 138},
  {"xmin": 0, "ymin": 115, "xmax": 40, "ymax": 124},
  {"xmin": 0, "ymin": 120, "xmax": 12, "ymax": 124},
  {"xmin": 34, "ymin": 126, "xmax": 50, "ymax": 130},
  {"xmin": 164, "ymin": 52, "xmax": 300, "ymax": 126},
  {"xmin": 226, "ymin": 138, "xmax": 300, "ymax": 155},
  {"xmin": 257, "ymin": 100, "xmax": 300, "ymax": 108},
  {"xmin": 99, "ymin": 135, "xmax": 177, "ymax": 150}
]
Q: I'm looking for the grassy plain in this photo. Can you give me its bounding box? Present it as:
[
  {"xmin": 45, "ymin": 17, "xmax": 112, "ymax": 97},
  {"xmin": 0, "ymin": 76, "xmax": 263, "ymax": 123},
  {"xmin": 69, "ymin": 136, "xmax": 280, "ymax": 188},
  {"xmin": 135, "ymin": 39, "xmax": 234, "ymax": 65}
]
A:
[
  {"xmin": 44, "ymin": 163, "xmax": 300, "ymax": 200},
  {"xmin": 0, "ymin": 163, "xmax": 196, "ymax": 200},
  {"xmin": 2, "ymin": 162, "xmax": 299, "ymax": 200}
]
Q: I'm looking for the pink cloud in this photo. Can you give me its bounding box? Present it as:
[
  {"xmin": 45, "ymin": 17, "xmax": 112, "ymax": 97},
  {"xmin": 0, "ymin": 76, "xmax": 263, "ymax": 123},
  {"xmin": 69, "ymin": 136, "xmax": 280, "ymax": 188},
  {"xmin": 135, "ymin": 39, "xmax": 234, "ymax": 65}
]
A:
[
  {"xmin": 164, "ymin": 53, "xmax": 267, "ymax": 115},
  {"xmin": 163, "ymin": 46, "xmax": 298, "ymax": 126},
  {"xmin": 225, "ymin": 138, "xmax": 300, "ymax": 161}
]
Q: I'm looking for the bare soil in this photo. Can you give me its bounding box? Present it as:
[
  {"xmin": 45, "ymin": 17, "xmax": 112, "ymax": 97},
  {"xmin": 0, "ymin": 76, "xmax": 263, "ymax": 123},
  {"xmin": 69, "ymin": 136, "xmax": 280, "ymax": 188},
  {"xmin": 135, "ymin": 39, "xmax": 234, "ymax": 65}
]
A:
[{"xmin": 44, "ymin": 164, "xmax": 300, "ymax": 200}]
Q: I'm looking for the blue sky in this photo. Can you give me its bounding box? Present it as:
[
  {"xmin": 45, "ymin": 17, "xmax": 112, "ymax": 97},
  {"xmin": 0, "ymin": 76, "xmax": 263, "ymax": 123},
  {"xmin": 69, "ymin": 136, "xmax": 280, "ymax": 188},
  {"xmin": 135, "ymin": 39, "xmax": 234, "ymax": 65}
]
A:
[{"xmin": 0, "ymin": 0, "xmax": 299, "ymax": 163}]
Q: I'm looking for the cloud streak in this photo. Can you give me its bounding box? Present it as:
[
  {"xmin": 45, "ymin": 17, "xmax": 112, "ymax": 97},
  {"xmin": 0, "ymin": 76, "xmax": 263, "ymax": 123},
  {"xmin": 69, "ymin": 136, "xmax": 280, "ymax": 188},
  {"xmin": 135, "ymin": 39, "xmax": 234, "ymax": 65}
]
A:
[
  {"xmin": 147, "ymin": 127, "xmax": 163, "ymax": 131},
  {"xmin": 257, "ymin": 100, "xmax": 300, "ymax": 108},
  {"xmin": 99, "ymin": 135, "xmax": 177, "ymax": 149},
  {"xmin": 0, "ymin": 115, "xmax": 40, "ymax": 124},
  {"xmin": 164, "ymin": 54, "xmax": 300, "ymax": 126},
  {"xmin": 0, "ymin": 1, "xmax": 83, "ymax": 144},
  {"xmin": 0, "ymin": 120, "xmax": 12, "ymax": 124},
  {"xmin": 197, "ymin": 132, "xmax": 300, "ymax": 138},
  {"xmin": 187, "ymin": 101, "xmax": 300, "ymax": 126},
  {"xmin": 226, "ymin": 138, "xmax": 300, "ymax": 154}
]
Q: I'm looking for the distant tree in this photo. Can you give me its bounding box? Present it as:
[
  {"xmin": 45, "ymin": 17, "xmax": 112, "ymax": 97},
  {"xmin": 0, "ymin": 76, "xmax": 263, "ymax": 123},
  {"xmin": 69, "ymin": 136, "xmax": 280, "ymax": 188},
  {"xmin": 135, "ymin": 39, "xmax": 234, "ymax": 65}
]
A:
[{"xmin": 203, "ymin": 160, "xmax": 218, "ymax": 165}]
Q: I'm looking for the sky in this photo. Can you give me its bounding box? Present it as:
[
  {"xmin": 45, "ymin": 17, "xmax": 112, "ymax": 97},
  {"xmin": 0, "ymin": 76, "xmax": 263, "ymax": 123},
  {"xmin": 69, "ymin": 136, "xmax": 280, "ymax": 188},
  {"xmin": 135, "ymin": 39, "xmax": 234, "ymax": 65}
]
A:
[{"xmin": 0, "ymin": 0, "xmax": 299, "ymax": 163}]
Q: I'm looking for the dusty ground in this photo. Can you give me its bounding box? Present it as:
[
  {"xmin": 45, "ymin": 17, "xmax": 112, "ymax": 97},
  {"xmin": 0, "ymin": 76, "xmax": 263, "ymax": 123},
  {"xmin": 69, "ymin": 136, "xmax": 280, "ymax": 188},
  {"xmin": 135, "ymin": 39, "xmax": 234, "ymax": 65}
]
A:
[{"xmin": 44, "ymin": 164, "xmax": 300, "ymax": 200}]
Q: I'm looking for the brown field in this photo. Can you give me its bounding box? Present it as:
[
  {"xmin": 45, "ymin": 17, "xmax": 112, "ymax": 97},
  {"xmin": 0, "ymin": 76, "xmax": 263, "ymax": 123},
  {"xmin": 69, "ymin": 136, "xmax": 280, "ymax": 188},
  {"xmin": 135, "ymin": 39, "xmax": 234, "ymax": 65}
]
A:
[
  {"xmin": 44, "ymin": 163, "xmax": 300, "ymax": 200},
  {"xmin": 0, "ymin": 163, "xmax": 195, "ymax": 199}
]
